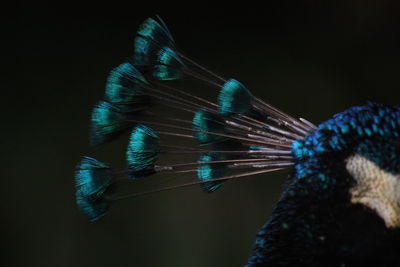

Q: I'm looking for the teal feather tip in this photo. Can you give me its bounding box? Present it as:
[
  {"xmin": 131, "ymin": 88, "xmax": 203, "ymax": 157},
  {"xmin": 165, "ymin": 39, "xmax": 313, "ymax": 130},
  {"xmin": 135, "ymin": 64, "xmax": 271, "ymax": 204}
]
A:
[
  {"xmin": 105, "ymin": 62, "xmax": 149, "ymax": 103},
  {"xmin": 218, "ymin": 79, "xmax": 253, "ymax": 115},
  {"xmin": 90, "ymin": 101, "xmax": 133, "ymax": 146},
  {"xmin": 134, "ymin": 17, "xmax": 174, "ymax": 65},
  {"xmin": 75, "ymin": 157, "xmax": 112, "ymax": 222},
  {"xmin": 192, "ymin": 110, "xmax": 226, "ymax": 145},
  {"xmin": 153, "ymin": 47, "xmax": 185, "ymax": 80},
  {"xmin": 198, "ymin": 153, "xmax": 228, "ymax": 193},
  {"xmin": 127, "ymin": 125, "xmax": 160, "ymax": 179}
]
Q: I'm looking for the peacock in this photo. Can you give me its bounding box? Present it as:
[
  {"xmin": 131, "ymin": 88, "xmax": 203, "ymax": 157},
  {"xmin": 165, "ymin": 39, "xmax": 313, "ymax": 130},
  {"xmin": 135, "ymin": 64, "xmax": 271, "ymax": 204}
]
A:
[{"xmin": 74, "ymin": 17, "xmax": 400, "ymax": 266}]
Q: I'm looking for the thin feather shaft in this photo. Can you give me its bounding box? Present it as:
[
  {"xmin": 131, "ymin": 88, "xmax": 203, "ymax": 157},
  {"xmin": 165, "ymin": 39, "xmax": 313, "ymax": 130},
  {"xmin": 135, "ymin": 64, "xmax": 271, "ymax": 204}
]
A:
[
  {"xmin": 254, "ymin": 97, "xmax": 313, "ymax": 132},
  {"xmin": 178, "ymin": 53, "xmax": 227, "ymax": 84},
  {"xmin": 300, "ymin": 117, "xmax": 318, "ymax": 130},
  {"xmin": 111, "ymin": 167, "xmax": 286, "ymax": 200},
  {"xmin": 146, "ymin": 86, "xmax": 215, "ymax": 112},
  {"xmin": 156, "ymin": 131, "xmax": 195, "ymax": 139},
  {"xmin": 231, "ymin": 161, "xmax": 294, "ymax": 168},
  {"xmin": 157, "ymin": 158, "xmax": 275, "ymax": 170},
  {"xmin": 184, "ymin": 69, "xmax": 225, "ymax": 88},
  {"xmin": 127, "ymin": 119, "xmax": 292, "ymax": 148},
  {"xmin": 225, "ymin": 120, "xmax": 296, "ymax": 142},
  {"xmin": 160, "ymin": 150, "xmax": 291, "ymax": 155},
  {"xmin": 153, "ymin": 81, "xmax": 219, "ymax": 108}
]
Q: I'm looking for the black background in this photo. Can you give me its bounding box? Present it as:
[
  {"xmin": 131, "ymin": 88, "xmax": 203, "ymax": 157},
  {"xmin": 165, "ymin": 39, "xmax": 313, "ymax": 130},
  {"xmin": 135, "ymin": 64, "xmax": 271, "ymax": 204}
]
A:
[{"xmin": 5, "ymin": 1, "xmax": 400, "ymax": 266}]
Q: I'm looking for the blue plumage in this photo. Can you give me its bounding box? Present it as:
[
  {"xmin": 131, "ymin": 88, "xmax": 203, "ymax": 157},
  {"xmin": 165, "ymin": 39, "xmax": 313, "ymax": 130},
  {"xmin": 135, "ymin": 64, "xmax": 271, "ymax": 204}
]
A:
[
  {"xmin": 75, "ymin": 16, "xmax": 400, "ymax": 267},
  {"xmin": 218, "ymin": 79, "xmax": 253, "ymax": 115},
  {"xmin": 75, "ymin": 196, "xmax": 110, "ymax": 223},
  {"xmin": 105, "ymin": 62, "xmax": 149, "ymax": 104},
  {"xmin": 126, "ymin": 125, "xmax": 160, "ymax": 180},
  {"xmin": 292, "ymin": 103, "xmax": 400, "ymax": 179},
  {"xmin": 246, "ymin": 103, "xmax": 400, "ymax": 266},
  {"xmin": 75, "ymin": 157, "xmax": 111, "ymax": 197},
  {"xmin": 153, "ymin": 47, "xmax": 185, "ymax": 80},
  {"xmin": 90, "ymin": 101, "xmax": 134, "ymax": 146},
  {"xmin": 133, "ymin": 17, "xmax": 174, "ymax": 66},
  {"xmin": 192, "ymin": 109, "xmax": 226, "ymax": 145},
  {"xmin": 75, "ymin": 157, "xmax": 112, "ymax": 222},
  {"xmin": 197, "ymin": 152, "xmax": 227, "ymax": 192}
]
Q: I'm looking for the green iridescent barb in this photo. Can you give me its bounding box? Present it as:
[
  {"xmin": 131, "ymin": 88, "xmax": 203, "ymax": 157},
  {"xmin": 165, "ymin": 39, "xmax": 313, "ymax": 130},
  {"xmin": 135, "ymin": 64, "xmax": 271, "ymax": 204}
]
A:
[
  {"xmin": 197, "ymin": 152, "xmax": 228, "ymax": 193},
  {"xmin": 105, "ymin": 62, "xmax": 149, "ymax": 103},
  {"xmin": 75, "ymin": 157, "xmax": 112, "ymax": 222},
  {"xmin": 126, "ymin": 125, "xmax": 160, "ymax": 180},
  {"xmin": 89, "ymin": 101, "xmax": 134, "ymax": 146},
  {"xmin": 134, "ymin": 17, "xmax": 174, "ymax": 66},
  {"xmin": 153, "ymin": 47, "xmax": 185, "ymax": 80},
  {"xmin": 192, "ymin": 109, "xmax": 226, "ymax": 145},
  {"xmin": 218, "ymin": 79, "xmax": 253, "ymax": 115}
]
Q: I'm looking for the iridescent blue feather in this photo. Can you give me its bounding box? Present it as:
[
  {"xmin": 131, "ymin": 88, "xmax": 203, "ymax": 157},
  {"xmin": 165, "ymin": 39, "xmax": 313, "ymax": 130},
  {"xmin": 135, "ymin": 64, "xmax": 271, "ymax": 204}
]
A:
[
  {"xmin": 76, "ymin": 195, "xmax": 110, "ymax": 223},
  {"xmin": 153, "ymin": 47, "xmax": 185, "ymax": 80},
  {"xmin": 133, "ymin": 17, "xmax": 175, "ymax": 66},
  {"xmin": 75, "ymin": 157, "xmax": 112, "ymax": 222},
  {"xmin": 198, "ymin": 152, "xmax": 227, "ymax": 193},
  {"xmin": 218, "ymin": 79, "xmax": 253, "ymax": 115},
  {"xmin": 126, "ymin": 125, "xmax": 160, "ymax": 179},
  {"xmin": 90, "ymin": 101, "xmax": 135, "ymax": 146},
  {"xmin": 192, "ymin": 109, "xmax": 226, "ymax": 145},
  {"xmin": 105, "ymin": 62, "xmax": 149, "ymax": 104}
]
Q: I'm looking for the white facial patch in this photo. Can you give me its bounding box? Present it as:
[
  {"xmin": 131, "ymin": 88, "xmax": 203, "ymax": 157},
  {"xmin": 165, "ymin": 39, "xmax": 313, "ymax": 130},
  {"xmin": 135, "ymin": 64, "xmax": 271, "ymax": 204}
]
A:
[{"xmin": 346, "ymin": 154, "xmax": 400, "ymax": 228}]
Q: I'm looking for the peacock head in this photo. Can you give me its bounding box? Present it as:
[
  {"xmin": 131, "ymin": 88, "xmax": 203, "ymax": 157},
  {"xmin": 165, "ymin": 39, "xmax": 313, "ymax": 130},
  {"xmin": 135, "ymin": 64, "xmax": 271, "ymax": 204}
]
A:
[{"xmin": 293, "ymin": 102, "xmax": 400, "ymax": 228}]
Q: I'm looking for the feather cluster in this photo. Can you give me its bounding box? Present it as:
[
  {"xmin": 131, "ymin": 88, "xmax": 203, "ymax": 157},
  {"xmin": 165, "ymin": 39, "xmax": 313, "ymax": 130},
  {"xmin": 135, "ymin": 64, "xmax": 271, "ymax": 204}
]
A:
[{"xmin": 75, "ymin": 16, "xmax": 317, "ymax": 221}]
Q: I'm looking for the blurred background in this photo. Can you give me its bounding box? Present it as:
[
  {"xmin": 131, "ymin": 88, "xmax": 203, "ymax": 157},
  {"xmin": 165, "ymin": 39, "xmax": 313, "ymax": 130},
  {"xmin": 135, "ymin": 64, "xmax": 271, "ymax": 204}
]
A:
[{"xmin": 5, "ymin": 1, "xmax": 400, "ymax": 266}]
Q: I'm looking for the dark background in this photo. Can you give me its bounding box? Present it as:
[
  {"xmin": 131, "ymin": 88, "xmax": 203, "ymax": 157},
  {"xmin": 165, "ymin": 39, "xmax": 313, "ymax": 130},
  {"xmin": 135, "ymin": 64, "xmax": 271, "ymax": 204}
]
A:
[{"xmin": 5, "ymin": 1, "xmax": 400, "ymax": 266}]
